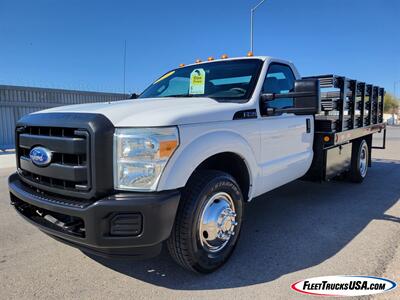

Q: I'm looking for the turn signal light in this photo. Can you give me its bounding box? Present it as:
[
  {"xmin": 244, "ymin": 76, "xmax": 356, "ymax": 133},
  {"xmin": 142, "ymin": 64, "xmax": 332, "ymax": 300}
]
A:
[
  {"xmin": 323, "ymin": 136, "xmax": 330, "ymax": 142},
  {"xmin": 221, "ymin": 54, "xmax": 229, "ymax": 59},
  {"xmin": 159, "ymin": 140, "xmax": 178, "ymax": 158}
]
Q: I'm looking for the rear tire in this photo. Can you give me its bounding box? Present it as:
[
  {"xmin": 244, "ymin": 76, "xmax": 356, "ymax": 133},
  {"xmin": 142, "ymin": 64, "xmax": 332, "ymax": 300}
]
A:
[
  {"xmin": 167, "ymin": 170, "xmax": 243, "ymax": 273},
  {"xmin": 349, "ymin": 139, "xmax": 369, "ymax": 183}
]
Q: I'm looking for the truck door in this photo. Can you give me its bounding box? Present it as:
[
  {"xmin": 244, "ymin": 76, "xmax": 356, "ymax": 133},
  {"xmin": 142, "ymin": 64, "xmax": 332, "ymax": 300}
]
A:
[{"xmin": 258, "ymin": 62, "xmax": 313, "ymax": 194}]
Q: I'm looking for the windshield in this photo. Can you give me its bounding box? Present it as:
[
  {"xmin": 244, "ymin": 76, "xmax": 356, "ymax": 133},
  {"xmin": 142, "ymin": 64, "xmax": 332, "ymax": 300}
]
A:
[{"xmin": 139, "ymin": 59, "xmax": 263, "ymax": 102}]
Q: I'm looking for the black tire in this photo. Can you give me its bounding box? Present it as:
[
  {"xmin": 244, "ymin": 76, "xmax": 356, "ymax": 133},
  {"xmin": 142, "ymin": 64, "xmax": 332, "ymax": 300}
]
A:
[
  {"xmin": 349, "ymin": 139, "xmax": 369, "ymax": 183},
  {"xmin": 167, "ymin": 170, "xmax": 243, "ymax": 273}
]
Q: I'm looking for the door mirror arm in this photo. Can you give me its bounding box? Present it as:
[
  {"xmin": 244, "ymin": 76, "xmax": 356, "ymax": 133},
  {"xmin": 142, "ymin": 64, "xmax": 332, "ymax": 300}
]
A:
[
  {"xmin": 261, "ymin": 91, "xmax": 319, "ymax": 101},
  {"xmin": 265, "ymin": 107, "xmax": 276, "ymax": 116},
  {"xmin": 260, "ymin": 93, "xmax": 275, "ymax": 102}
]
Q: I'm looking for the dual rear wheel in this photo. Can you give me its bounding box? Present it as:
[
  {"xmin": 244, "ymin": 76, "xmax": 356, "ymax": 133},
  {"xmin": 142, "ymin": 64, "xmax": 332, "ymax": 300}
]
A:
[{"xmin": 349, "ymin": 139, "xmax": 369, "ymax": 183}]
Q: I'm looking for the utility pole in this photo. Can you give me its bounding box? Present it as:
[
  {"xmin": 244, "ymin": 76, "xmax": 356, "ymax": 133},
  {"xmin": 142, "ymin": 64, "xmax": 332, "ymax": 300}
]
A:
[{"xmin": 250, "ymin": 0, "xmax": 266, "ymax": 53}]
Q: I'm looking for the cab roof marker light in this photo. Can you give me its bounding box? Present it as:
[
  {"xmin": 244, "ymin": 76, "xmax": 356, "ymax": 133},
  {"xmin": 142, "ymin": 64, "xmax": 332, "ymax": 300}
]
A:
[
  {"xmin": 247, "ymin": 51, "xmax": 254, "ymax": 57},
  {"xmin": 207, "ymin": 57, "xmax": 214, "ymax": 61},
  {"xmin": 195, "ymin": 59, "xmax": 202, "ymax": 64},
  {"xmin": 179, "ymin": 63, "xmax": 185, "ymax": 67},
  {"xmin": 221, "ymin": 54, "xmax": 228, "ymax": 59}
]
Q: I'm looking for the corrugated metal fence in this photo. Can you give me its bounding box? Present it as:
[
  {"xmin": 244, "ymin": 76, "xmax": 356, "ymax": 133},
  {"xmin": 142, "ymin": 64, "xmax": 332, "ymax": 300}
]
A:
[{"xmin": 0, "ymin": 85, "xmax": 128, "ymax": 150}]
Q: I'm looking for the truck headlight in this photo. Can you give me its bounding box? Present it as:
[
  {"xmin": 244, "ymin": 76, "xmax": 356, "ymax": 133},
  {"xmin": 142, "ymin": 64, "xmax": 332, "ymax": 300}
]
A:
[{"xmin": 114, "ymin": 127, "xmax": 179, "ymax": 191}]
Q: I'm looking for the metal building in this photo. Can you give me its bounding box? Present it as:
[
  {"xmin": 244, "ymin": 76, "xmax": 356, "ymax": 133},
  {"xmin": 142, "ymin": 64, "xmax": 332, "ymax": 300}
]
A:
[{"xmin": 0, "ymin": 85, "xmax": 128, "ymax": 150}]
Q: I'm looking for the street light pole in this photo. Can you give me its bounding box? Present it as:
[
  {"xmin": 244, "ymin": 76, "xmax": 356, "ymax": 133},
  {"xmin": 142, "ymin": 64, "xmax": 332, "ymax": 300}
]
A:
[
  {"xmin": 250, "ymin": 0, "xmax": 266, "ymax": 53},
  {"xmin": 123, "ymin": 40, "xmax": 127, "ymax": 95}
]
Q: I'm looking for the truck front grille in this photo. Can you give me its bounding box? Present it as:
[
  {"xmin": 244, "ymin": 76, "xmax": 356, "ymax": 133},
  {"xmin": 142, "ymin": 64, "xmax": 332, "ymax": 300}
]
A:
[
  {"xmin": 16, "ymin": 126, "xmax": 91, "ymax": 194},
  {"xmin": 15, "ymin": 112, "xmax": 114, "ymax": 200}
]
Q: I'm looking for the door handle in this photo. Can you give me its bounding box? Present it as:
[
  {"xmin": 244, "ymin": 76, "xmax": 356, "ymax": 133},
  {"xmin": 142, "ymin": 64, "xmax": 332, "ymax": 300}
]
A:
[{"xmin": 306, "ymin": 119, "xmax": 311, "ymax": 133}]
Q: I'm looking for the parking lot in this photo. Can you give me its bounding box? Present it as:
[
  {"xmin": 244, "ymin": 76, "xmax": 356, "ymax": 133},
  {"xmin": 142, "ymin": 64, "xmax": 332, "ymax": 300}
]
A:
[{"xmin": 0, "ymin": 127, "xmax": 399, "ymax": 299}]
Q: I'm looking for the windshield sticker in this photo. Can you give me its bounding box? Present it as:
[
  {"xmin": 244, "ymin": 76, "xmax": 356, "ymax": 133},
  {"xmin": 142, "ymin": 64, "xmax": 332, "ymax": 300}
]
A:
[
  {"xmin": 153, "ymin": 71, "xmax": 175, "ymax": 85},
  {"xmin": 189, "ymin": 68, "xmax": 206, "ymax": 94}
]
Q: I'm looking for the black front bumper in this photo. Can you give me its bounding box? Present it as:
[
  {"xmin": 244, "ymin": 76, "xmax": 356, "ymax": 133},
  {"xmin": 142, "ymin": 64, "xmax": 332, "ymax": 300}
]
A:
[{"xmin": 8, "ymin": 173, "xmax": 180, "ymax": 258}]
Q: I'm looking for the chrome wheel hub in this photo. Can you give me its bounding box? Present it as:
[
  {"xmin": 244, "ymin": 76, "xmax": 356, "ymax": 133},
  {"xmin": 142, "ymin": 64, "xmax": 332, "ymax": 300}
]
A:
[
  {"xmin": 199, "ymin": 192, "xmax": 237, "ymax": 253},
  {"xmin": 359, "ymin": 145, "xmax": 368, "ymax": 177}
]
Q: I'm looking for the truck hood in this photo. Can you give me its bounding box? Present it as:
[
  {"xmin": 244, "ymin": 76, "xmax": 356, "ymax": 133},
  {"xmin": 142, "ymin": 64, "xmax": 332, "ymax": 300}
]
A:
[{"xmin": 37, "ymin": 97, "xmax": 247, "ymax": 127}]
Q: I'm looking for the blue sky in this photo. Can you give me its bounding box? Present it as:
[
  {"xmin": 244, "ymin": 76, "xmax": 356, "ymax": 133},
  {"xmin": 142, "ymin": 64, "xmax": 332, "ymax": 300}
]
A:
[{"xmin": 0, "ymin": 0, "xmax": 399, "ymax": 96}]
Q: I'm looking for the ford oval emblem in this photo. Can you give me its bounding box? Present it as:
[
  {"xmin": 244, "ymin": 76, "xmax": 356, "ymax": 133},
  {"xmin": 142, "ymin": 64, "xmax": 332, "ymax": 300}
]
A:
[{"xmin": 29, "ymin": 146, "xmax": 52, "ymax": 167}]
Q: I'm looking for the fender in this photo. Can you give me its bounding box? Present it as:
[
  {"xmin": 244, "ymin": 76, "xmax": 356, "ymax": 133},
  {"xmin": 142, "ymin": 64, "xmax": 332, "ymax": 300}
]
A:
[{"xmin": 157, "ymin": 129, "xmax": 261, "ymax": 200}]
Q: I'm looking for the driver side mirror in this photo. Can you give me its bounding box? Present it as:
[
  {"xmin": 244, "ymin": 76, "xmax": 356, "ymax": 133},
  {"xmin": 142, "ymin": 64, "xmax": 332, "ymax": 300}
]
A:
[{"xmin": 260, "ymin": 79, "xmax": 321, "ymax": 115}]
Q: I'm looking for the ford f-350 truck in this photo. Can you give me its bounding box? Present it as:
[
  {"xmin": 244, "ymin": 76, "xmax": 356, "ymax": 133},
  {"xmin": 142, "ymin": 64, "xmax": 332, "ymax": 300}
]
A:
[{"xmin": 8, "ymin": 55, "xmax": 386, "ymax": 273}]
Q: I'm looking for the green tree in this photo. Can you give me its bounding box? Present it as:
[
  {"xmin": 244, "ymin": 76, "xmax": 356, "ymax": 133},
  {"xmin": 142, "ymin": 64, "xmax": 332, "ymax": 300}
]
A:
[{"xmin": 384, "ymin": 93, "xmax": 399, "ymax": 114}]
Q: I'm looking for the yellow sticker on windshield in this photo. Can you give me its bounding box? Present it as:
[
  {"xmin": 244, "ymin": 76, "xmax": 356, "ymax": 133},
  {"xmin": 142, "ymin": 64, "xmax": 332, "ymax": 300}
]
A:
[
  {"xmin": 189, "ymin": 69, "xmax": 205, "ymax": 94},
  {"xmin": 153, "ymin": 71, "xmax": 175, "ymax": 84}
]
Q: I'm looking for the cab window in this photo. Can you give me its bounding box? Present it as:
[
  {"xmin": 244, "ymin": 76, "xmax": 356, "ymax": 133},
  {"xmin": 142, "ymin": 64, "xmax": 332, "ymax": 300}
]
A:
[{"xmin": 261, "ymin": 63, "xmax": 295, "ymax": 112}]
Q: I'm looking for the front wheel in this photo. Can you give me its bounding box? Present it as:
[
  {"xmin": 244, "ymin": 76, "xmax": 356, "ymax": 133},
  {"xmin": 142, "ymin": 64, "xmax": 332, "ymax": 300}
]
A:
[{"xmin": 167, "ymin": 170, "xmax": 243, "ymax": 273}]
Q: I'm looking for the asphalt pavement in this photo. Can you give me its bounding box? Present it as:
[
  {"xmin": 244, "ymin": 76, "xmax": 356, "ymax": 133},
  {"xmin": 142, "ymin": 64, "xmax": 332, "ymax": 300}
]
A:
[{"xmin": 0, "ymin": 127, "xmax": 399, "ymax": 299}]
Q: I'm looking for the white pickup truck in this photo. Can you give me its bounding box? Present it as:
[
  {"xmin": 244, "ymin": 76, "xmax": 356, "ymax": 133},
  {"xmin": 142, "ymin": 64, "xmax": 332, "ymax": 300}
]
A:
[{"xmin": 9, "ymin": 55, "xmax": 386, "ymax": 273}]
